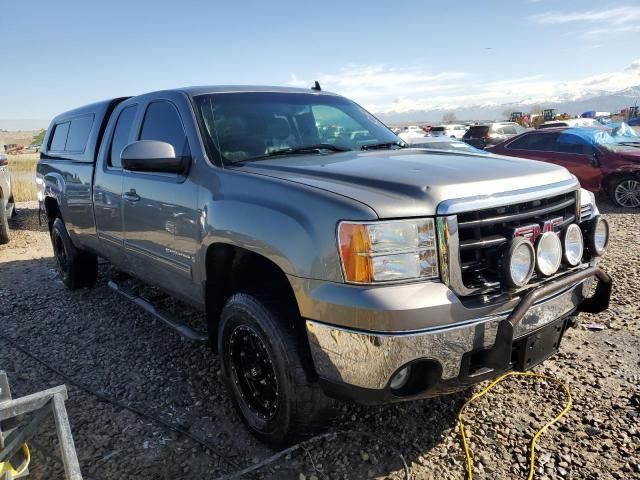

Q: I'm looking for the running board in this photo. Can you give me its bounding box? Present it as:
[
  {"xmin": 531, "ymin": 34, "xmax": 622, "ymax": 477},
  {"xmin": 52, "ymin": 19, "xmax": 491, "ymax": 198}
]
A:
[{"xmin": 107, "ymin": 278, "xmax": 208, "ymax": 343}]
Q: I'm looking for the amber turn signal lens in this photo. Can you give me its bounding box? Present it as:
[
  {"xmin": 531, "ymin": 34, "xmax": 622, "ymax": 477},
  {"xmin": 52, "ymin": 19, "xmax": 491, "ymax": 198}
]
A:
[{"xmin": 338, "ymin": 223, "xmax": 373, "ymax": 283}]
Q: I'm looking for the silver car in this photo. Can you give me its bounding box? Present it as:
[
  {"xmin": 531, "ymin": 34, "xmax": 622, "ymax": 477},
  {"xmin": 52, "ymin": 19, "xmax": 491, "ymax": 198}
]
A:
[{"xmin": 0, "ymin": 153, "xmax": 14, "ymax": 243}]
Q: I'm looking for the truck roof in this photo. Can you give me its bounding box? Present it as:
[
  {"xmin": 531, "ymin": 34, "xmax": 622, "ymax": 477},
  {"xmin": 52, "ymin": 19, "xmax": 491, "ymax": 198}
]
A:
[
  {"xmin": 50, "ymin": 86, "xmax": 338, "ymax": 123},
  {"xmin": 49, "ymin": 97, "xmax": 130, "ymax": 125},
  {"xmin": 177, "ymin": 85, "xmax": 340, "ymax": 97}
]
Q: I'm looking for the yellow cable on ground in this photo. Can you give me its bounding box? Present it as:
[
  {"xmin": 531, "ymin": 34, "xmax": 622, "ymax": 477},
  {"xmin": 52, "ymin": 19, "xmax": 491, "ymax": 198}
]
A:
[
  {"xmin": 0, "ymin": 443, "xmax": 31, "ymax": 478},
  {"xmin": 458, "ymin": 371, "xmax": 573, "ymax": 480}
]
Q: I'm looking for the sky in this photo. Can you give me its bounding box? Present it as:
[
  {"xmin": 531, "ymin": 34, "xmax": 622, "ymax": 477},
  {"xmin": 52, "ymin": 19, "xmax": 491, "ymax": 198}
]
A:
[{"xmin": 1, "ymin": 0, "xmax": 639, "ymax": 129}]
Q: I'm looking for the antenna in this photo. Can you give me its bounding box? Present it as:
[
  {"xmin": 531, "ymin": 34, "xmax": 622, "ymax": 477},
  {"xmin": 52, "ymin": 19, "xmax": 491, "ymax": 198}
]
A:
[{"xmin": 312, "ymin": 81, "xmax": 322, "ymax": 91}]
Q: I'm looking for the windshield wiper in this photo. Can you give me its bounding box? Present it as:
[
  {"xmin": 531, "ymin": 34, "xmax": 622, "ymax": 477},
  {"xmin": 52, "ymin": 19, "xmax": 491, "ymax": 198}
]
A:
[
  {"xmin": 241, "ymin": 144, "xmax": 351, "ymax": 162},
  {"xmin": 360, "ymin": 141, "xmax": 406, "ymax": 151}
]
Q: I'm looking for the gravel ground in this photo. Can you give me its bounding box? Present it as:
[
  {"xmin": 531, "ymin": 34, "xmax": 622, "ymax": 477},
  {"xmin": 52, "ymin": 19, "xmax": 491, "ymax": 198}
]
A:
[{"xmin": 0, "ymin": 199, "xmax": 638, "ymax": 479}]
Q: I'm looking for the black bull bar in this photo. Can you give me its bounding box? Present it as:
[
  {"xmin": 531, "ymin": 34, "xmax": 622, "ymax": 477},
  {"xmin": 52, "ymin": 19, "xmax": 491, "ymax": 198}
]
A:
[{"xmin": 465, "ymin": 266, "xmax": 612, "ymax": 379}]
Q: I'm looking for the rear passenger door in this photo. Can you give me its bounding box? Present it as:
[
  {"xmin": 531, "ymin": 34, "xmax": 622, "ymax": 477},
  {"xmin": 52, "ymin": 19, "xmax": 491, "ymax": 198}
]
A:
[
  {"xmin": 94, "ymin": 104, "xmax": 138, "ymax": 268},
  {"xmin": 122, "ymin": 98, "xmax": 199, "ymax": 300}
]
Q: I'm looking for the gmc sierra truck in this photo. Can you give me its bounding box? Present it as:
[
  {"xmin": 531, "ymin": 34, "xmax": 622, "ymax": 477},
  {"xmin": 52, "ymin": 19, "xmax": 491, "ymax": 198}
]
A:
[{"xmin": 37, "ymin": 86, "xmax": 612, "ymax": 446}]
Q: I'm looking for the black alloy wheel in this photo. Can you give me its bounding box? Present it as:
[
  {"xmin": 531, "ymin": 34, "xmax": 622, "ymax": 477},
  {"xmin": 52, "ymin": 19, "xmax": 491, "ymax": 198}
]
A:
[
  {"xmin": 50, "ymin": 218, "xmax": 98, "ymax": 290},
  {"xmin": 219, "ymin": 292, "xmax": 334, "ymax": 446},
  {"xmin": 228, "ymin": 325, "xmax": 279, "ymax": 420},
  {"xmin": 53, "ymin": 230, "xmax": 69, "ymax": 274}
]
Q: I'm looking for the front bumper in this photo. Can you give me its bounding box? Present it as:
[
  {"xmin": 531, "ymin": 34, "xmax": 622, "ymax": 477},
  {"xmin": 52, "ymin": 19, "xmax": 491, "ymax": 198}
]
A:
[{"xmin": 305, "ymin": 266, "xmax": 611, "ymax": 403}]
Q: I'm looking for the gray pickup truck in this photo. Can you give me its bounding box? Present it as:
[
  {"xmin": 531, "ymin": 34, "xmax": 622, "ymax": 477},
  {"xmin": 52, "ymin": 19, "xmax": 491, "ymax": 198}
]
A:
[{"xmin": 37, "ymin": 86, "xmax": 612, "ymax": 446}]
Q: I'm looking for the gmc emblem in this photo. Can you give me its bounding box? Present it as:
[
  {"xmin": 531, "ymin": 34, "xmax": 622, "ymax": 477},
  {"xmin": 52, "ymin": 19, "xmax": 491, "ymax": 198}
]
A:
[{"xmin": 513, "ymin": 217, "xmax": 563, "ymax": 243}]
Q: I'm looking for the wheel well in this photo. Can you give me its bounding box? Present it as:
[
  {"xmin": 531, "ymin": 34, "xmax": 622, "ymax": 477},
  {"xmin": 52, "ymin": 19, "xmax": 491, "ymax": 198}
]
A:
[
  {"xmin": 604, "ymin": 172, "xmax": 638, "ymax": 192},
  {"xmin": 204, "ymin": 244, "xmax": 302, "ymax": 352},
  {"xmin": 44, "ymin": 197, "xmax": 62, "ymax": 232}
]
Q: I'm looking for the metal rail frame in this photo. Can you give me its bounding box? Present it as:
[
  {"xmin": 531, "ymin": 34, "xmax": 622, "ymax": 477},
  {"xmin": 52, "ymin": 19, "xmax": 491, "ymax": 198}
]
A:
[{"xmin": 0, "ymin": 371, "xmax": 82, "ymax": 480}]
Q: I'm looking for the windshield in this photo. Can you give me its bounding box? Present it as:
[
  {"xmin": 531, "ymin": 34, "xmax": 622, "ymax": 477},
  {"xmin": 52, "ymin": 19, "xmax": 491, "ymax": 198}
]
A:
[{"xmin": 194, "ymin": 92, "xmax": 400, "ymax": 164}]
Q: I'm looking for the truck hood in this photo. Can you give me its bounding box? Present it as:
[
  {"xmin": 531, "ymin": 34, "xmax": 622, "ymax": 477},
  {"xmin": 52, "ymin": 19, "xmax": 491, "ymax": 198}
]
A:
[{"xmin": 232, "ymin": 149, "xmax": 576, "ymax": 218}]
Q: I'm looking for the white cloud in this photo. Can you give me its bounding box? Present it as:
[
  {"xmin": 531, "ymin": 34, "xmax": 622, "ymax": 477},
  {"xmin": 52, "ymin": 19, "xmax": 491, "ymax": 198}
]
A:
[
  {"xmin": 288, "ymin": 59, "xmax": 640, "ymax": 114},
  {"xmin": 529, "ymin": 6, "xmax": 640, "ymax": 38},
  {"xmin": 529, "ymin": 6, "xmax": 640, "ymax": 25},
  {"xmin": 289, "ymin": 66, "xmax": 469, "ymax": 106}
]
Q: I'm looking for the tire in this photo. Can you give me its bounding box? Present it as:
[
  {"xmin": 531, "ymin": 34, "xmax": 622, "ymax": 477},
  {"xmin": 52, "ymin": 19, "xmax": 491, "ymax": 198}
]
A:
[
  {"xmin": 609, "ymin": 175, "xmax": 640, "ymax": 208},
  {"xmin": 51, "ymin": 218, "xmax": 98, "ymax": 290},
  {"xmin": 219, "ymin": 292, "xmax": 333, "ymax": 447},
  {"xmin": 9, "ymin": 195, "xmax": 16, "ymax": 218},
  {"xmin": 0, "ymin": 199, "xmax": 9, "ymax": 244}
]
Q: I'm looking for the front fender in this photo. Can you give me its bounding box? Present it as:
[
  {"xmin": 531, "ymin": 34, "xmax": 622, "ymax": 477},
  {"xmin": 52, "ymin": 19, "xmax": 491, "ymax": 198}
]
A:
[{"xmin": 193, "ymin": 170, "xmax": 377, "ymax": 284}]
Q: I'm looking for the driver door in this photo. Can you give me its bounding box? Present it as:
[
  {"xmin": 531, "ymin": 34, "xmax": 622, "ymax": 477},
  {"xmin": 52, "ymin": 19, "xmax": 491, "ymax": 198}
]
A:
[{"xmin": 122, "ymin": 99, "xmax": 200, "ymax": 302}]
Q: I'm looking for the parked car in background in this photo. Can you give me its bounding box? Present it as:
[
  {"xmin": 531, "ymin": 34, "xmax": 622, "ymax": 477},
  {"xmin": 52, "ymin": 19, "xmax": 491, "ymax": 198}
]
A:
[
  {"xmin": 427, "ymin": 124, "xmax": 468, "ymax": 139},
  {"xmin": 462, "ymin": 122, "xmax": 527, "ymax": 149},
  {"xmin": 404, "ymin": 135, "xmax": 487, "ymax": 154},
  {"xmin": 539, "ymin": 118, "xmax": 601, "ymax": 130},
  {"xmin": 0, "ymin": 153, "xmax": 15, "ymax": 243},
  {"xmin": 25, "ymin": 144, "xmax": 41, "ymax": 153},
  {"xmin": 488, "ymin": 127, "xmax": 640, "ymax": 208},
  {"xmin": 398, "ymin": 126, "xmax": 427, "ymax": 142}
]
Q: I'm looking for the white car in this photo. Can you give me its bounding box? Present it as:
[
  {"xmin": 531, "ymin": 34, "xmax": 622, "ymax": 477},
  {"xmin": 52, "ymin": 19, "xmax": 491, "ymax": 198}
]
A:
[
  {"xmin": 539, "ymin": 118, "xmax": 601, "ymax": 129},
  {"xmin": 0, "ymin": 153, "xmax": 14, "ymax": 244},
  {"xmin": 404, "ymin": 135, "xmax": 487, "ymax": 154},
  {"xmin": 428, "ymin": 124, "xmax": 468, "ymax": 139},
  {"xmin": 397, "ymin": 126, "xmax": 427, "ymax": 142}
]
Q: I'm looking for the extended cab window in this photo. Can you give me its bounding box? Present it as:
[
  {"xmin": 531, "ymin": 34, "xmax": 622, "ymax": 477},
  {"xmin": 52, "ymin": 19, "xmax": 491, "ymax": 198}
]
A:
[
  {"xmin": 65, "ymin": 115, "xmax": 94, "ymax": 152},
  {"xmin": 110, "ymin": 106, "xmax": 137, "ymax": 168},
  {"xmin": 139, "ymin": 101, "xmax": 188, "ymax": 157},
  {"xmin": 50, "ymin": 122, "xmax": 70, "ymax": 152}
]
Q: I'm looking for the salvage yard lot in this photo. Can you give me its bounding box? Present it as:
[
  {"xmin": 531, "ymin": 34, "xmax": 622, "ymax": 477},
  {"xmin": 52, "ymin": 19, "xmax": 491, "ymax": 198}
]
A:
[{"xmin": 0, "ymin": 201, "xmax": 638, "ymax": 479}]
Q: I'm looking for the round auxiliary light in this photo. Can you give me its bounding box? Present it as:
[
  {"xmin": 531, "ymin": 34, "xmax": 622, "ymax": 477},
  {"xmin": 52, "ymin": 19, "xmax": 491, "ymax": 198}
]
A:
[
  {"xmin": 588, "ymin": 216, "xmax": 609, "ymax": 256},
  {"xmin": 389, "ymin": 366, "xmax": 411, "ymax": 391},
  {"xmin": 563, "ymin": 223, "xmax": 584, "ymax": 266},
  {"xmin": 503, "ymin": 237, "xmax": 535, "ymax": 288},
  {"xmin": 535, "ymin": 232, "xmax": 562, "ymax": 276}
]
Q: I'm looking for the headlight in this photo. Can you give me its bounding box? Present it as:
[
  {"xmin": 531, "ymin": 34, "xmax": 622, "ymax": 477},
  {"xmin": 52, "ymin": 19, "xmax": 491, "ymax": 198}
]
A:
[
  {"xmin": 563, "ymin": 224, "xmax": 584, "ymax": 266},
  {"xmin": 587, "ymin": 216, "xmax": 609, "ymax": 256},
  {"xmin": 535, "ymin": 232, "xmax": 562, "ymax": 276},
  {"xmin": 502, "ymin": 237, "xmax": 535, "ymax": 288},
  {"xmin": 338, "ymin": 219, "xmax": 438, "ymax": 283}
]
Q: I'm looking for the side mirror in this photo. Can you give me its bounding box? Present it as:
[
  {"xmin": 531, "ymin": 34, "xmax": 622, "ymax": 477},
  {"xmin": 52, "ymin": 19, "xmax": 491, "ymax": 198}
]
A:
[
  {"xmin": 121, "ymin": 140, "xmax": 189, "ymax": 174},
  {"xmin": 590, "ymin": 149, "xmax": 601, "ymax": 168}
]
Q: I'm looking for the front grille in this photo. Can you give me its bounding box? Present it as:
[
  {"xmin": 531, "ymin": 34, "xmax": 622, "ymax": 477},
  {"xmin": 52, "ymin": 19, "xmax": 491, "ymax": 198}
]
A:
[
  {"xmin": 580, "ymin": 204, "xmax": 593, "ymax": 222},
  {"xmin": 455, "ymin": 191, "xmax": 578, "ymax": 292}
]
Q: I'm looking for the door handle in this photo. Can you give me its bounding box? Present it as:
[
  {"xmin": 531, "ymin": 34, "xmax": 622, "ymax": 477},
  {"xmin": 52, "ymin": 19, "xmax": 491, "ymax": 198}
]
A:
[{"xmin": 123, "ymin": 189, "xmax": 140, "ymax": 203}]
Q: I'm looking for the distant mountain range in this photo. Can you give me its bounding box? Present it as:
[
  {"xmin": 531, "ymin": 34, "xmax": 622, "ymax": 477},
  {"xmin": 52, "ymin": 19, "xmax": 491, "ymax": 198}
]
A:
[
  {"xmin": 0, "ymin": 119, "xmax": 50, "ymax": 131},
  {"xmin": 378, "ymin": 85, "xmax": 640, "ymax": 124}
]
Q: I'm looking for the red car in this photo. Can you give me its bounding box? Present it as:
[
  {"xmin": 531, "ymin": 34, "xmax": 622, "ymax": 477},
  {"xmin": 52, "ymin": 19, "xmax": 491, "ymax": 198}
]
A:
[{"xmin": 488, "ymin": 127, "xmax": 640, "ymax": 208}]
